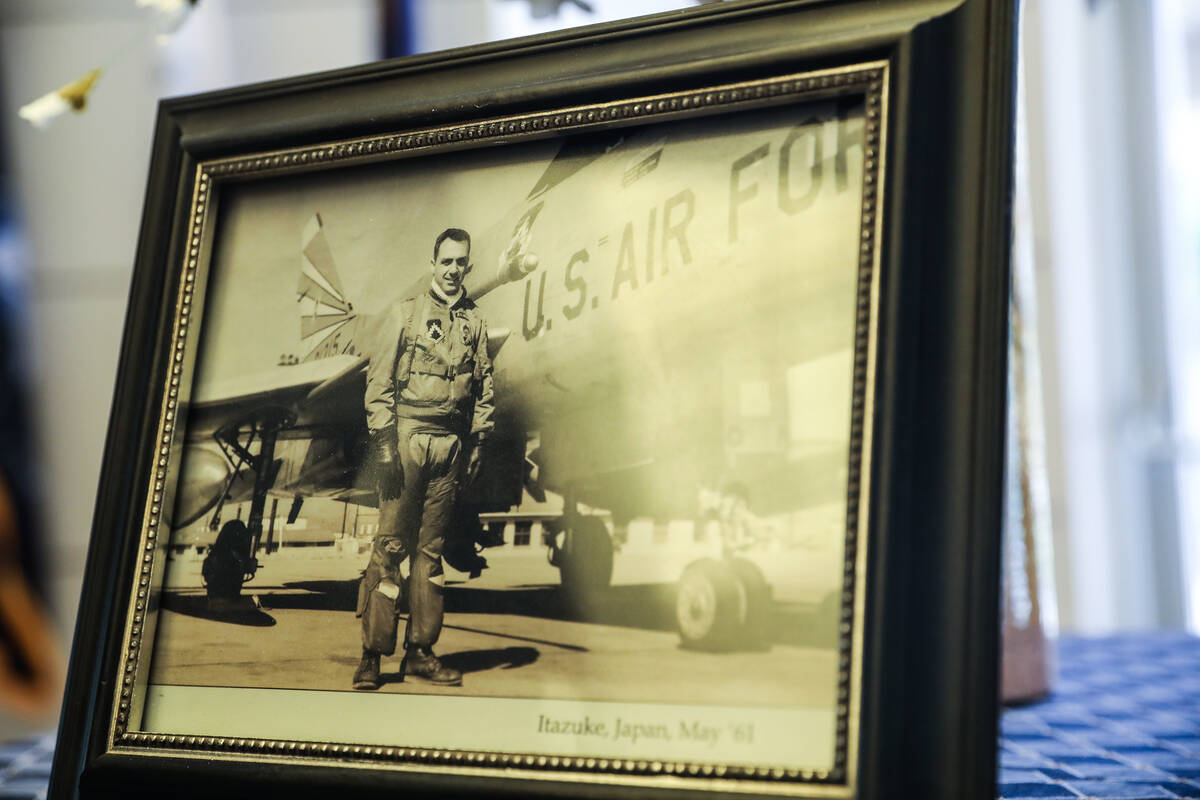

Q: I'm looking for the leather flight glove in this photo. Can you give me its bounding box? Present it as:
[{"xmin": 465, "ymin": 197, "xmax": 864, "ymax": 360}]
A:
[
  {"xmin": 372, "ymin": 426, "xmax": 404, "ymax": 502},
  {"xmin": 466, "ymin": 439, "xmax": 484, "ymax": 485}
]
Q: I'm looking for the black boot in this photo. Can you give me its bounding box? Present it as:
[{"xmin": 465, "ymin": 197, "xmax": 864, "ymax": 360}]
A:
[
  {"xmin": 352, "ymin": 648, "xmax": 381, "ymax": 690},
  {"xmin": 400, "ymin": 646, "xmax": 462, "ymax": 686}
]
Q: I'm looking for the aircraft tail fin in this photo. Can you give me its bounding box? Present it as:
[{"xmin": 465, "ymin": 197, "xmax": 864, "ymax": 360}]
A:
[{"xmin": 297, "ymin": 213, "xmax": 359, "ymax": 361}]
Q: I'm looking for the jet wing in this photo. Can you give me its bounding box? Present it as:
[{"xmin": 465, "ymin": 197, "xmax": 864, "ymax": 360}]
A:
[{"xmin": 183, "ymin": 354, "xmax": 365, "ymax": 443}]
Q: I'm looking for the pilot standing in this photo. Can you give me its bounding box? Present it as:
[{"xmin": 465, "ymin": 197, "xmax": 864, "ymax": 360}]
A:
[{"xmin": 354, "ymin": 227, "xmax": 494, "ymax": 690}]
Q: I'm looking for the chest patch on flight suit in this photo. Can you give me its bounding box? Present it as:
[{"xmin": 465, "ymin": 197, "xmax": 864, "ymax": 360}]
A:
[
  {"xmin": 425, "ymin": 319, "xmax": 444, "ymax": 342},
  {"xmin": 461, "ymin": 322, "xmax": 472, "ymax": 346}
]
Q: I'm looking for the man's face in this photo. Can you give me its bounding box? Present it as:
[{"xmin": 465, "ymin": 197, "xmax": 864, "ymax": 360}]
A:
[{"xmin": 431, "ymin": 238, "xmax": 471, "ymax": 296}]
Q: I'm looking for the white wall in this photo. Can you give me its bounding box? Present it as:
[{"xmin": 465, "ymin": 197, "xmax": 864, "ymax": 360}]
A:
[
  {"xmin": 1151, "ymin": 0, "xmax": 1200, "ymax": 630},
  {"xmin": 1023, "ymin": 0, "xmax": 1190, "ymax": 631}
]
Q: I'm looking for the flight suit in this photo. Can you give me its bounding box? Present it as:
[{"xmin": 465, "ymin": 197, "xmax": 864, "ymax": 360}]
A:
[{"xmin": 358, "ymin": 288, "xmax": 494, "ymax": 655}]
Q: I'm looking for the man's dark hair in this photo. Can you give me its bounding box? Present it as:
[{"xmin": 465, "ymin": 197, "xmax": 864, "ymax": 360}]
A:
[{"xmin": 432, "ymin": 228, "xmax": 471, "ymax": 261}]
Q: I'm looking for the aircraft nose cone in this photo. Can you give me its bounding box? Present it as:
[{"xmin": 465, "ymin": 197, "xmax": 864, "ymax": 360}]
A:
[
  {"xmin": 170, "ymin": 447, "xmax": 231, "ymax": 529},
  {"xmin": 501, "ymin": 252, "xmax": 539, "ymax": 283}
]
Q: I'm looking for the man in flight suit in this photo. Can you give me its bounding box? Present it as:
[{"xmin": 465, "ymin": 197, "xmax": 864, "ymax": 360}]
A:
[{"xmin": 353, "ymin": 227, "xmax": 494, "ymax": 690}]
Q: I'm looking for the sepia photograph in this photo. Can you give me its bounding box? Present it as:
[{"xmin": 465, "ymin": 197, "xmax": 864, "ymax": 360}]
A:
[{"xmin": 129, "ymin": 85, "xmax": 877, "ymax": 776}]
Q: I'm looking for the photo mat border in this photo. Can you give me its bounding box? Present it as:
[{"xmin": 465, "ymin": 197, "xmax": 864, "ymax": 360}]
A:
[{"xmin": 106, "ymin": 59, "xmax": 890, "ymax": 795}]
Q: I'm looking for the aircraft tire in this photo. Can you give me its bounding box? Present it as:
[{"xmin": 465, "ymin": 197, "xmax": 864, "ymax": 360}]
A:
[
  {"xmin": 676, "ymin": 558, "xmax": 746, "ymax": 651},
  {"xmin": 726, "ymin": 558, "xmax": 772, "ymax": 648},
  {"xmin": 557, "ymin": 516, "xmax": 613, "ymax": 613}
]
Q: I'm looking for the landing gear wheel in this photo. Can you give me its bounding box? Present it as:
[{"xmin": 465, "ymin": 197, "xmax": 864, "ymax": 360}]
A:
[
  {"xmin": 676, "ymin": 558, "xmax": 768, "ymax": 651},
  {"xmin": 557, "ymin": 516, "xmax": 613, "ymax": 613},
  {"xmin": 677, "ymin": 559, "xmax": 741, "ymax": 651},
  {"xmin": 202, "ymin": 519, "xmax": 258, "ymax": 606},
  {"xmin": 726, "ymin": 558, "xmax": 772, "ymax": 648}
]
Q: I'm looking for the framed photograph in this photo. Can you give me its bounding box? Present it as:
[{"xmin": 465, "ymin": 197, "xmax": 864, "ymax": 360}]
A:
[{"xmin": 50, "ymin": 1, "xmax": 1017, "ymax": 798}]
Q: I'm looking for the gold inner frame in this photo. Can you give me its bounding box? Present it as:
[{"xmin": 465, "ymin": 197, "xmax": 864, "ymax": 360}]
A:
[{"xmin": 104, "ymin": 60, "xmax": 890, "ymax": 798}]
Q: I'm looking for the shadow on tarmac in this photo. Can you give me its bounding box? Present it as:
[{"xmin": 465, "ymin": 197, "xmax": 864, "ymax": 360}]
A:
[
  {"xmin": 446, "ymin": 584, "xmax": 680, "ymax": 632},
  {"xmin": 276, "ymin": 580, "xmax": 358, "ymax": 611},
  {"xmin": 785, "ymin": 614, "xmax": 838, "ymax": 649},
  {"xmin": 772, "ymin": 608, "xmax": 839, "ymax": 650},
  {"xmin": 160, "ymin": 594, "xmax": 277, "ymax": 627},
  {"xmin": 377, "ymin": 646, "xmax": 540, "ymax": 686},
  {"xmin": 163, "ymin": 581, "xmax": 837, "ymax": 651}
]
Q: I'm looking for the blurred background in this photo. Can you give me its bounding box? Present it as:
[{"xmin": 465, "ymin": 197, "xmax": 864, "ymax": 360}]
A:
[{"xmin": 0, "ymin": 0, "xmax": 1195, "ymax": 736}]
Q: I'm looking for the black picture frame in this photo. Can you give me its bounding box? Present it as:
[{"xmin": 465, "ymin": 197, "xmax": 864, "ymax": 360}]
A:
[{"xmin": 49, "ymin": 1, "xmax": 1017, "ymax": 798}]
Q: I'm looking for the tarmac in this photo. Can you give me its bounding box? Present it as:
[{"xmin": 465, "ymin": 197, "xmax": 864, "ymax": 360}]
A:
[{"xmin": 146, "ymin": 546, "xmax": 840, "ymax": 710}]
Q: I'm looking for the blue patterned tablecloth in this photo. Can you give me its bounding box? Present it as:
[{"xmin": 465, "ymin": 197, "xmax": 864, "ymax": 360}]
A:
[
  {"xmin": 999, "ymin": 633, "xmax": 1200, "ymax": 799},
  {"xmin": 0, "ymin": 731, "xmax": 55, "ymax": 800}
]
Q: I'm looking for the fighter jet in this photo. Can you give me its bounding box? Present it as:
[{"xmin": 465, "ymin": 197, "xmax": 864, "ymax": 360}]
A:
[{"xmin": 170, "ymin": 96, "xmax": 868, "ymax": 649}]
